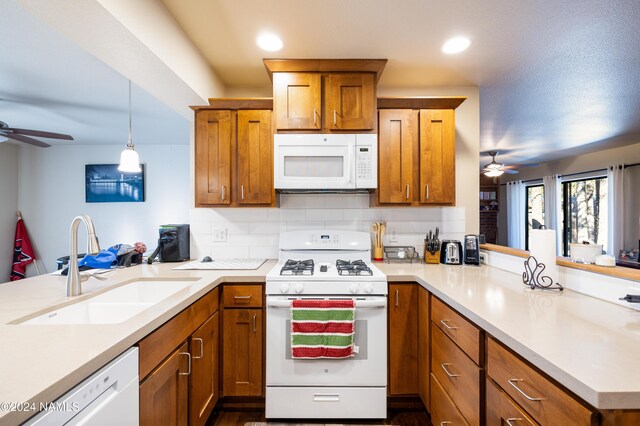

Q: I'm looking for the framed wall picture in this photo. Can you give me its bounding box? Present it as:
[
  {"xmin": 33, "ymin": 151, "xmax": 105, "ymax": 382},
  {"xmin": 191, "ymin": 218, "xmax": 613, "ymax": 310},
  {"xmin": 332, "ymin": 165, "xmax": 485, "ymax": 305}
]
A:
[{"xmin": 85, "ymin": 164, "xmax": 145, "ymax": 203}]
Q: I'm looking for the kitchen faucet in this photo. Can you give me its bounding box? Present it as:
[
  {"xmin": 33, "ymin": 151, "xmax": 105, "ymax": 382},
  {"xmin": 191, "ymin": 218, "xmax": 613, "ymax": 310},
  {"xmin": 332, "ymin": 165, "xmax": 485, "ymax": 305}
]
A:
[{"xmin": 66, "ymin": 215, "xmax": 101, "ymax": 297}]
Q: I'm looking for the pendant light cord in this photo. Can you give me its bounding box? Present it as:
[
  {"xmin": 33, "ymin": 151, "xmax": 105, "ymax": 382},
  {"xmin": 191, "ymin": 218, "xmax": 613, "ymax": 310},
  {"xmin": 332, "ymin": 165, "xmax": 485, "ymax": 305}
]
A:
[{"xmin": 128, "ymin": 80, "xmax": 133, "ymax": 148}]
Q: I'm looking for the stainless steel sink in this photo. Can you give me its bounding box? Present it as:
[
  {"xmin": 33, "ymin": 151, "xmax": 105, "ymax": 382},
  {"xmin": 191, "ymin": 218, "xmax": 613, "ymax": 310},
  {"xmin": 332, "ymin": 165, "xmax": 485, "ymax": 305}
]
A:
[{"xmin": 18, "ymin": 279, "xmax": 196, "ymax": 325}]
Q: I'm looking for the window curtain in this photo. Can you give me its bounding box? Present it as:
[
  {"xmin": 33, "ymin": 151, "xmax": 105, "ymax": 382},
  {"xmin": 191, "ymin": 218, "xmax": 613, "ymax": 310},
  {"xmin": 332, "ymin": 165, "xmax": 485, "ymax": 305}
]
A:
[
  {"xmin": 507, "ymin": 180, "xmax": 526, "ymax": 250},
  {"xmin": 607, "ymin": 165, "xmax": 626, "ymax": 256},
  {"xmin": 542, "ymin": 174, "xmax": 562, "ymax": 255}
]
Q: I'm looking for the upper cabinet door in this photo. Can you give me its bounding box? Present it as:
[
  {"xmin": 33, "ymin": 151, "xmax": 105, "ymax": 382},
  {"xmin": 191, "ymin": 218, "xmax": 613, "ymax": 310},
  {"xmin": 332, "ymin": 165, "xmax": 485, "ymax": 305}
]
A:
[
  {"xmin": 378, "ymin": 109, "xmax": 417, "ymax": 204},
  {"xmin": 419, "ymin": 109, "xmax": 455, "ymax": 204},
  {"xmin": 237, "ymin": 110, "xmax": 273, "ymax": 205},
  {"xmin": 273, "ymin": 73, "xmax": 321, "ymax": 130},
  {"xmin": 324, "ymin": 73, "xmax": 375, "ymax": 130},
  {"xmin": 195, "ymin": 110, "xmax": 232, "ymax": 206}
]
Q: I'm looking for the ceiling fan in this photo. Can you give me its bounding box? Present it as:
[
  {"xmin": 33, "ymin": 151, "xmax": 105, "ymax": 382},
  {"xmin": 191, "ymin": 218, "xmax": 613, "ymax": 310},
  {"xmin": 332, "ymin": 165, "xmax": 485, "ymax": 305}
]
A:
[
  {"xmin": 482, "ymin": 151, "xmax": 519, "ymax": 176},
  {"xmin": 0, "ymin": 120, "xmax": 73, "ymax": 148}
]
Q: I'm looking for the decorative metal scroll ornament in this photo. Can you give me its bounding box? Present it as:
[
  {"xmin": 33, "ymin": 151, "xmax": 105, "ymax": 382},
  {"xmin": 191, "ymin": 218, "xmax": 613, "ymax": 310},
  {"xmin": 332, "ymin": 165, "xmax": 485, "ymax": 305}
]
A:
[{"xmin": 522, "ymin": 256, "xmax": 563, "ymax": 291}]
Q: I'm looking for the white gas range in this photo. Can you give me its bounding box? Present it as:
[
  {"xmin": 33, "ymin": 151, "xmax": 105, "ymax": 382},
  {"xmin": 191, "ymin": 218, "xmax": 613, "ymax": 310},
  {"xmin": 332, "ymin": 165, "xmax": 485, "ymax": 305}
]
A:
[{"xmin": 265, "ymin": 230, "xmax": 388, "ymax": 420}]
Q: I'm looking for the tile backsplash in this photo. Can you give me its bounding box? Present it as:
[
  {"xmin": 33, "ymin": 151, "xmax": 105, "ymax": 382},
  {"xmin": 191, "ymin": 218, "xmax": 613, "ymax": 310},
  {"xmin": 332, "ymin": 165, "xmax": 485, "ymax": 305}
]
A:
[{"xmin": 189, "ymin": 194, "xmax": 467, "ymax": 260}]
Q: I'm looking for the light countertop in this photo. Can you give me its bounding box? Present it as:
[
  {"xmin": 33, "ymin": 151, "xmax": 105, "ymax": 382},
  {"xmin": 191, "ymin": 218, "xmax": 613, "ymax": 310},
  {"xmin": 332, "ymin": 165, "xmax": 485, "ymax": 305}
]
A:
[{"xmin": 0, "ymin": 260, "xmax": 639, "ymax": 424}]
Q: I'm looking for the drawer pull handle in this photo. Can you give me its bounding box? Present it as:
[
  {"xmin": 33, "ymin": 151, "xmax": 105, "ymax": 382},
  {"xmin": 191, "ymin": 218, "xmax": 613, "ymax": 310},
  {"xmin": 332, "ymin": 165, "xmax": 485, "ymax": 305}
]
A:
[
  {"xmin": 333, "ymin": 110, "xmax": 337, "ymax": 127},
  {"xmin": 441, "ymin": 363, "xmax": 461, "ymax": 378},
  {"xmin": 241, "ymin": 185, "xmax": 245, "ymax": 200},
  {"xmin": 192, "ymin": 337, "xmax": 204, "ymax": 359},
  {"xmin": 313, "ymin": 393, "xmax": 340, "ymax": 402},
  {"xmin": 253, "ymin": 314, "xmax": 257, "ymax": 333},
  {"xmin": 179, "ymin": 352, "xmax": 191, "ymax": 376},
  {"xmin": 506, "ymin": 418, "xmax": 523, "ymax": 426},
  {"xmin": 508, "ymin": 378, "xmax": 547, "ymax": 401},
  {"xmin": 314, "ymin": 109, "xmax": 317, "ymax": 127},
  {"xmin": 234, "ymin": 295, "xmax": 252, "ymax": 300},
  {"xmin": 440, "ymin": 319, "xmax": 459, "ymax": 330},
  {"xmin": 440, "ymin": 422, "xmax": 452, "ymax": 426},
  {"xmin": 406, "ymin": 184, "xmax": 410, "ymax": 199},
  {"xmin": 395, "ymin": 289, "xmax": 399, "ymax": 307},
  {"xmin": 221, "ymin": 185, "xmax": 226, "ymax": 201}
]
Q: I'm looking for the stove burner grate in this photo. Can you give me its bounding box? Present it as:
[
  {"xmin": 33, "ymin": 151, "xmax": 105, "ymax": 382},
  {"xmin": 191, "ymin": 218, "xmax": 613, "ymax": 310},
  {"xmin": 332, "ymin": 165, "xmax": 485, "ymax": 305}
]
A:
[
  {"xmin": 336, "ymin": 259, "xmax": 373, "ymax": 276},
  {"xmin": 280, "ymin": 259, "xmax": 315, "ymax": 275}
]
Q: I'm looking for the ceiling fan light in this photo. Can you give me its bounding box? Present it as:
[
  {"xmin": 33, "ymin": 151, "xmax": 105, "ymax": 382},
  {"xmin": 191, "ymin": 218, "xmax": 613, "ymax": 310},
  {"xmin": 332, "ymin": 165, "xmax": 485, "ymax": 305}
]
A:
[
  {"xmin": 485, "ymin": 162, "xmax": 503, "ymax": 169},
  {"xmin": 484, "ymin": 169, "xmax": 504, "ymax": 177},
  {"xmin": 118, "ymin": 144, "xmax": 141, "ymax": 172}
]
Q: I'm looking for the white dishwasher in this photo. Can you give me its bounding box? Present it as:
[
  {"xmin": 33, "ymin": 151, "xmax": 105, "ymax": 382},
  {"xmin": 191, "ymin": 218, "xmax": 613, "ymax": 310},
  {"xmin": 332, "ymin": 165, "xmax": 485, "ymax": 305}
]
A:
[{"xmin": 25, "ymin": 347, "xmax": 139, "ymax": 425}]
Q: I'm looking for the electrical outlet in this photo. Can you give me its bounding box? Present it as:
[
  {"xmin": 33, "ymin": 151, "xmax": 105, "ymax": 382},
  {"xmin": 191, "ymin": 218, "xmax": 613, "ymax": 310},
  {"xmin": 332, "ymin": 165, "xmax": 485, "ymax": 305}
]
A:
[
  {"xmin": 212, "ymin": 228, "xmax": 227, "ymax": 242},
  {"xmin": 389, "ymin": 229, "xmax": 398, "ymax": 243}
]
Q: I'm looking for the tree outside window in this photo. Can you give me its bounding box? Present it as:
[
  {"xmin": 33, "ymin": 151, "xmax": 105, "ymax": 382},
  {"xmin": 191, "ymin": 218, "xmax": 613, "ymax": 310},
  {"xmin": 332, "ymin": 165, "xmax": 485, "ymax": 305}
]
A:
[{"xmin": 561, "ymin": 177, "xmax": 608, "ymax": 256}]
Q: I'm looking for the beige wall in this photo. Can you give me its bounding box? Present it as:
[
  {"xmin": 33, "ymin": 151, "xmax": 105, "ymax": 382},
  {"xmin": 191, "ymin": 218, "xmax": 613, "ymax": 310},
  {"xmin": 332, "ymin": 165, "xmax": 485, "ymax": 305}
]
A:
[{"xmin": 225, "ymin": 85, "xmax": 481, "ymax": 234}]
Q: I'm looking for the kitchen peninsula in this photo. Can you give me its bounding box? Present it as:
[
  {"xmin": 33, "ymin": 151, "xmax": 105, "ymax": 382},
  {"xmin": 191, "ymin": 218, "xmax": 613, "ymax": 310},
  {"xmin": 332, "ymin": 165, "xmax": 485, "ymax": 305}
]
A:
[{"xmin": 1, "ymin": 258, "xmax": 639, "ymax": 425}]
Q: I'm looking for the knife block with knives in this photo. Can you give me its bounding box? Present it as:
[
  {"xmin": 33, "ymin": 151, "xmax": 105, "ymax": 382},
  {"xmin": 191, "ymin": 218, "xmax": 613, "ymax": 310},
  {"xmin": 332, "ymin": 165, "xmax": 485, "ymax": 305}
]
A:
[
  {"xmin": 372, "ymin": 222, "xmax": 385, "ymax": 261},
  {"xmin": 424, "ymin": 227, "xmax": 441, "ymax": 264}
]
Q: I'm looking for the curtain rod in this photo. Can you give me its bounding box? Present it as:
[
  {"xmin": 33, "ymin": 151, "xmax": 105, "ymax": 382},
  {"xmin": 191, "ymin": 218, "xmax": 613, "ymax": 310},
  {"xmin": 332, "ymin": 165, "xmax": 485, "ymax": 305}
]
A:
[{"xmin": 497, "ymin": 162, "xmax": 640, "ymax": 186}]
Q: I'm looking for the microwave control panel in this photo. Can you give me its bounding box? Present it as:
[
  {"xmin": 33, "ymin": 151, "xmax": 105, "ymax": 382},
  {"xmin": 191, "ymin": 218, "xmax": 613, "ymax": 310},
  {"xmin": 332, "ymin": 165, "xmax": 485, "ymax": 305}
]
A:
[{"xmin": 355, "ymin": 135, "xmax": 377, "ymax": 188}]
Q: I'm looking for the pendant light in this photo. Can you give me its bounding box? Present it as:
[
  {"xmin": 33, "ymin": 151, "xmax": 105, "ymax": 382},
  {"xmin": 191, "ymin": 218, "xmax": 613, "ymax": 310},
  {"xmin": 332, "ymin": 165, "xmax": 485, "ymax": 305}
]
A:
[{"xmin": 118, "ymin": 80, "xmax": 141, "ymax": 172}]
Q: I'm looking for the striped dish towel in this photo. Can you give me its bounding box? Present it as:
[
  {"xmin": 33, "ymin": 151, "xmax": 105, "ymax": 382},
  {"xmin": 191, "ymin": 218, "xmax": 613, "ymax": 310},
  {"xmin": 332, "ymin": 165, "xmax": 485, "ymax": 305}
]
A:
[{"xmin": 291, "ymin": 299, "xmax": 356, "ymax": 359}]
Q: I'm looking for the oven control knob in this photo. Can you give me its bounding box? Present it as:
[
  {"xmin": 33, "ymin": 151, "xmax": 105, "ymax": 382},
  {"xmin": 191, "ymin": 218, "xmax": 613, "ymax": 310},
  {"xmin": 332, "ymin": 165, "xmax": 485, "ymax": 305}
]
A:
[
  {"xmin": 364, "ymin": 283, "xmax": 374, "ymax": 293},
  {"xmin": 279, "ymin": 283, "xmax": 290, "ymax": 293},
  {"xmin": 294, "ymin": 283, "xmax": 304, "ymax": 294},
  {"xmin": 349, "ymin": 283, "xmax": 360, "ymax": 294}
]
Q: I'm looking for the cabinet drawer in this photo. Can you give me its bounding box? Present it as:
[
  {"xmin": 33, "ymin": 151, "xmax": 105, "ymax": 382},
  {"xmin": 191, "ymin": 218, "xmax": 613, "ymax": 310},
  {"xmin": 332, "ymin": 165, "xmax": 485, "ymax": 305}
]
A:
[
  {"xmin": 223, "ymin": 284, "xmax": 263, "ymax": 307},
  {"xmin": 138, "ymin": 288, "xmax": 219, "ymax": 379},
  {"xmin": 431, "ymin": 324, "xmax": 481, "ymax": 426},
  {"xmin": 487, "ymin": 378, "xmax": 537, "ymax": 425},
  {"xmin": 487, "ymin": 337, "xmax": 597, "ymax": 426},
  {"xmin": 431, "ymin": 373, "xmax": 469, "ymax": 426},
  {"xmin": 432, "ymin": 296, "xmax": 481, "ymax": 365}
]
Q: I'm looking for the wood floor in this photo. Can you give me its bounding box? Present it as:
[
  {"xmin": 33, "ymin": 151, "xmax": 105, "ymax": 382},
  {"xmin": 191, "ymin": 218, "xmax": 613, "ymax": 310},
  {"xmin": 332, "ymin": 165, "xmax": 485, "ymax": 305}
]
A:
[{"xmin": 207, "ymin": 408, "xmax": 430, "ymax": 426}]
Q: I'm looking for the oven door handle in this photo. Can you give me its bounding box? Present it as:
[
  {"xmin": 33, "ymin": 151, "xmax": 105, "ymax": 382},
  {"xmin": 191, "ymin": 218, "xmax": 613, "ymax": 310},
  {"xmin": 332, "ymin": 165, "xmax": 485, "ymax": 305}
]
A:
[{"xmin": 266, "ymin": 299, "xmax": 387, "ymax": 309}]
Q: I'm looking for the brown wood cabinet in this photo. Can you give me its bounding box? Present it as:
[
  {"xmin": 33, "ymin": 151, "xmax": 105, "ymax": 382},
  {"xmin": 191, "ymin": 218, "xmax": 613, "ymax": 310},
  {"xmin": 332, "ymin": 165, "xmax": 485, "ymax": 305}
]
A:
[
  {"xmin": 431, "ymin": 296, "xmax": 481, "ymax": 365},
  {"xmin": 189, "ymin": 312, "xmax": 219, "ymax": 426},
  {"xmin": 419, "ymin": 109, "xmax": 455, "ymax": 204},
  {"xmin": 418, "ymin": 286, "xmax": 430, "ymax": 409},
  {"xmin": 486, "ymin": 378, "xmax": 537, "ymax": 426},
  {"xmin": 138, "ymin": 288, "xmax": 219, "ymax": 426},
  {"xmin": 140, "ymin": 342, "xmax": 190, "ymax": 425},
  {"xmin": 273, "ymin": 73, "xmax": 321, "ymax": 130},
  {"xmin": 195, "ymin": 110, "xmax": 232, "ymax": 206},
  {"xmin": 388, "ymin": 283, "xmax": 419, "ymax": 395},
  {"xmin": 273, "ymin": 72, "xmax": 376, "ymax": 131},
  {"xmin": 487, "ymin": 337, "xmax": 597, "ymax": 426},
  {"xmin": 378, "ymin": 110, "xmax": 417, "ymax": 204},
  {"xmin": 431, "ymin": 372, "xmax": 469, "ymax": 426},
  {"xmin": 222, "ymin": 284, "xmax": 264, "ymax": 397},
  {"xmin": 194, "ymin": 106, "xmax": 273, "ymax": 207}
]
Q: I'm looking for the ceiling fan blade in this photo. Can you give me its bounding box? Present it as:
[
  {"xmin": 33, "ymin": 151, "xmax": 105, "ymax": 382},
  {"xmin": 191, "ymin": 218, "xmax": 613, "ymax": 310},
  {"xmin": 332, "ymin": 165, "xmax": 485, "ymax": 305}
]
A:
[
  {"xmin": 503, "ymin": 169, "xmax": 519, "ymax": 174},
  {"xmin": 4, "ymin": 127, "xmax": 73, "ymax": 140},
  {"xmin": 1, "ymin": 132, "xmax": 51, "ymax": 147}
]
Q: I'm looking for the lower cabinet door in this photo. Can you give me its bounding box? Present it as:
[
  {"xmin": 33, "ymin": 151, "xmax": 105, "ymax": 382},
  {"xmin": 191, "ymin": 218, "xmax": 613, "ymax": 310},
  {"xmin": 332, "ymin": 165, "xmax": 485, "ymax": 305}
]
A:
[
  {"xmin": 486, "ymin": 378, "xmax": 538, "ymax": 425},
  {"xmin": 430, "ymin": 373, "xmax": 468, "ymax": 426},
  {"xmin": 223, "ymin": 308, "xmax": 263, "ymax": 396},
  {"xmin": 189, "ymin": 311, "xmax": 219, "ymax": 426},
  {"xmin": 140, "ymin": 341, "xmax": 189, "ymax": 425}
]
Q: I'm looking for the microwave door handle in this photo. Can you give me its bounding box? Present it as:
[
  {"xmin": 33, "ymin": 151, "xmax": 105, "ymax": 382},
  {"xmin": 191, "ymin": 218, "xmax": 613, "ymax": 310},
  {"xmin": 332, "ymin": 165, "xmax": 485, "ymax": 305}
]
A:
[{"xmin": 348, "ymin": 145, "xmax": 354, "ymax": 185}]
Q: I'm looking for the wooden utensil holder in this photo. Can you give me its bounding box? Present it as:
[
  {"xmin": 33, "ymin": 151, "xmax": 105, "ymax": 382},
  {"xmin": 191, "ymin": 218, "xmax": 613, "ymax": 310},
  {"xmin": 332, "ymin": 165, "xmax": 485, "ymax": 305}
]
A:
[
  {"xmin": 373, "ymin": 246, "xmax": 384, "ymax": 261},
  {"xmin": 425, "ymin": 250, "xmax": 440, "ymax": 264}
]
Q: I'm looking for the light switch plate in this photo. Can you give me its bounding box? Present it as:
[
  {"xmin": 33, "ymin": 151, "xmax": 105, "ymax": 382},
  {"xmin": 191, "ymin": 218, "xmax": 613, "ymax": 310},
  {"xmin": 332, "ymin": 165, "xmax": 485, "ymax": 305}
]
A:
[{"xmin": 212, "ymin": 228, "xmax": 227, "ymax": 242}]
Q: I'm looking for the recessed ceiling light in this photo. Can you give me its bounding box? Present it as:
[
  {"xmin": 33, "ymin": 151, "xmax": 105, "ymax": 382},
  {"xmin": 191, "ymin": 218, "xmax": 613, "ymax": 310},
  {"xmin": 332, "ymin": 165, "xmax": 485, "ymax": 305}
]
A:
[
  {"xmin": 257, "ymin": 32, "xmax": 283, "ymax": 52},
  {"xmin": 442, "ymin": 36, "xmax": 471, "ymax": 54}
]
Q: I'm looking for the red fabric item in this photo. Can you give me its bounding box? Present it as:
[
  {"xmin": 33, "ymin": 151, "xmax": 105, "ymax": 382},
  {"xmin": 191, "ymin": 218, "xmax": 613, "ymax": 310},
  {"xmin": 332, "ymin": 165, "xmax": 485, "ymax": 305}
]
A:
[
  {"xmin": 291, "ymin": 347, "xmax": 354, "ymax": 359},
  {"xmin": 291, "ymin": 299, "xmax": 355, "ymax": 308},
  {"xmin": 291, "ymin": 322, "xmax": 354, "ymax": 334},
  {"xmin": 11, "ymin": 219, "xmax": 36, "ymax": 281}
]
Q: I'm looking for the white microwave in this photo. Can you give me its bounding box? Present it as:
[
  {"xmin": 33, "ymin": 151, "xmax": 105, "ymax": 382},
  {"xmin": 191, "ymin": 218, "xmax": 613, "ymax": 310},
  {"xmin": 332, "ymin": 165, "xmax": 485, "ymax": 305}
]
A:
[{"xmin": 274, "ymin": 134, "xmax": 377, "ymax": 190}]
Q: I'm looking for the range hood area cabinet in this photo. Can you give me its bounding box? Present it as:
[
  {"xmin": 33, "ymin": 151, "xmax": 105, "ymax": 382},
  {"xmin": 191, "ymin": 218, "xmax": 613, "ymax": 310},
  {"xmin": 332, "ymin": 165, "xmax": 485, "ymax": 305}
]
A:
[
  {"xmin": 265, "ymin": 59, "xmax": 387, "ymax": 132},
  {"xmin": 193, "ymin": 102, "xmax": 275, "ymax": 207},
  {"xmin": 377, "ymin": 105, "xmax": 458, "ymax": 206}
]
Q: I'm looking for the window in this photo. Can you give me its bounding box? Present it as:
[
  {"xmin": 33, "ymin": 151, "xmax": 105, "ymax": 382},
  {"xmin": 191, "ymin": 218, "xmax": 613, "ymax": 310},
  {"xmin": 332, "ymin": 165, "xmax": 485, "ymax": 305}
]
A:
[
  {"xmin": 561, "ymin": 177, "xmax": 608, "ymax": 256},
  {"xmin": 525, "ymin": 185, "xmax": 545, "ymax": 250}
]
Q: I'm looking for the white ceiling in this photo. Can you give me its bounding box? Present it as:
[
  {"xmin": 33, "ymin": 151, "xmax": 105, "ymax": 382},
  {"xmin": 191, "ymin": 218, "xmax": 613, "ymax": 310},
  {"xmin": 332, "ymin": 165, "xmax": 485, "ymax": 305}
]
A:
[
  {"xmin": 1, "ymin": 0, "xmax": 639, "ymax": 168},
  {"xmin": 0, "ymin": 0, "xmax": 189, "ymax": 147},
  {"xmin": 161, "ymin": 0, "xmax": 640, "ymax": 166}
]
